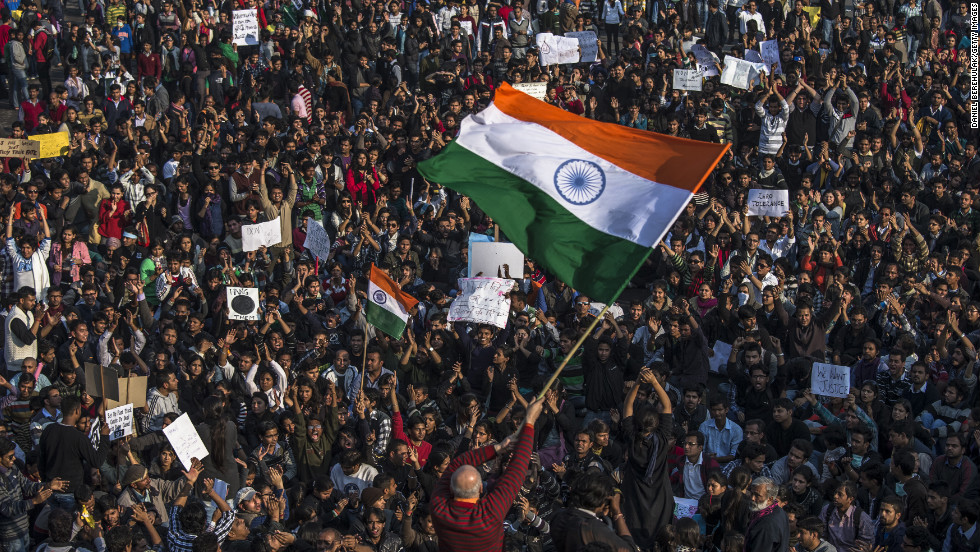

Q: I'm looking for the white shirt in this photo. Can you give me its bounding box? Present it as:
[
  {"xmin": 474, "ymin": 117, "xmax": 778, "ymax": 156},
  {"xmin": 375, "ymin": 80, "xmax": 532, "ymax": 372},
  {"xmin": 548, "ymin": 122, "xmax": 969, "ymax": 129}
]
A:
[
  {"xmin": 738, "ymin": 9, "xmax": 765, "ymax": 35},
  {"xmin": 683, "ymin": 453, "xmax": 706, "ymax": 500},
  {"xmin": 743, "ymin": 271, "xmax": 779, "ymax": 305},
  {"xmin": 759, "ymin": 235, "xmax": 796, "ymax": 260}
]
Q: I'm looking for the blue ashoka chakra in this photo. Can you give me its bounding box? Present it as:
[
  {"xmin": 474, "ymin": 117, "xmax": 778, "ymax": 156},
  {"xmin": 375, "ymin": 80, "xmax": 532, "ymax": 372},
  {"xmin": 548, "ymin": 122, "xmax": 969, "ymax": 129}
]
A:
[
  {"xmin": 373, "ymin": 290, "xmax": 388, "ymax": 304},
  {"xmin": 554, "ymin": 159, "xmax": 606, "ymax": 205}
]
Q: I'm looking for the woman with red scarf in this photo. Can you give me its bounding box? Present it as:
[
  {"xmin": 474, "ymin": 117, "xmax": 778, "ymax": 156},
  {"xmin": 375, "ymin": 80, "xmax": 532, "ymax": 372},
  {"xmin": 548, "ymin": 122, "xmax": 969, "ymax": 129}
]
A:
[{"xmin": 345, "ymin": 149, "xmax": 380, "ymax": 210}]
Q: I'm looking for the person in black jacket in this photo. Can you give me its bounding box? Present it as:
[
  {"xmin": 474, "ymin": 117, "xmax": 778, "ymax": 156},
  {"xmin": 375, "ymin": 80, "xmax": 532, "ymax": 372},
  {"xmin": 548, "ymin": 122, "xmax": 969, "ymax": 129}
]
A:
[
  {"xmin": 662, "ymin": 300, "xmax": 710, "ymax": 390},
  {"xmin": 551, "ymin": 475, "xmax": 638, "ymax": 552},
  {"xmin": 745, "ymin": 476, "xmax": 790, "ymax": 552},
  {"xmin": 582, "ymin": 311, "xmax": 628, "ymax": 424},
  {"xmin": 37, "ymin": 395, "xmax": 111, "ymax": 509},
  {"xmin": 704, "ymin": 0, "xmax": 728, "ymax": 55}
]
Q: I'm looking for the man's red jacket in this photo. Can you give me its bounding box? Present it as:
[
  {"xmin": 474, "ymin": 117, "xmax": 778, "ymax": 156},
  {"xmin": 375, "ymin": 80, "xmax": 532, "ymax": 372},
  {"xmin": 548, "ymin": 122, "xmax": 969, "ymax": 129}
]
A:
[{"xmin": 431, "ymin": 423, "xmax": 535, "ymax": 551}]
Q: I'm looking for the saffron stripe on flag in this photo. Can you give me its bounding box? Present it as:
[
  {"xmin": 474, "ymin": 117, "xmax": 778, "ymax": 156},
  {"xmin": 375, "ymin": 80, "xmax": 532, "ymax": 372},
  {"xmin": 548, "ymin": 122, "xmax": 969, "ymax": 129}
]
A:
[{"xmin": 494, "ymin": 83, "xmax": 730, "ymax": 193}]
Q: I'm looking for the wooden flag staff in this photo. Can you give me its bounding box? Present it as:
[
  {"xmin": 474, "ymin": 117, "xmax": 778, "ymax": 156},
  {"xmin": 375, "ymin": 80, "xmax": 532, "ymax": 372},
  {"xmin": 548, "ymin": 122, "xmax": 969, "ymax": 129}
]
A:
[{"xmin": 536, "ymin": 302, "xmax": 613, "ymax": 400}]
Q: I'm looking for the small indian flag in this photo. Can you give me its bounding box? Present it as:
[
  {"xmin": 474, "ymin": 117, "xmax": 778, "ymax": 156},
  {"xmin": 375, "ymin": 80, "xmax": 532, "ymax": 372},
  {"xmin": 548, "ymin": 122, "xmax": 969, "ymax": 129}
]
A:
[
  {"xmin": 366, "ymin": 264, "xmax": 418, "ymax": 337},
  {"xmin": 418, "ymin": 83, "xmax": 730, "ymax": 303}
]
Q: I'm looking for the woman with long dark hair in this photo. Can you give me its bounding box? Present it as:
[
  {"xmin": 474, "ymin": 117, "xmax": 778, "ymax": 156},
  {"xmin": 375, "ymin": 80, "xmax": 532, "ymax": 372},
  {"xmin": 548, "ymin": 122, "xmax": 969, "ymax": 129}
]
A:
[
  {"xmin": 620, "ymin": 367, "xmax": 674, "ymax": 550},
  {"xmin": 713, "ymin": 466, "xmax": 752, "ymax": 548},
  {"xmin": 418, "ymin": 450, "xmax": 451, "ymax": 502},
  {"xmin": 698, "ymin": 470, "xmax": 728, "ymax": 538},
  {"xmin": 345, "ymin": 149, "xmax": 380, "ymax": 211},
  {"xmin": 483, "ymin": 347, "xmax": 520, "ymax": 413},
  {"xmin": 293, "ymin": 376, "xmax": 324, "ymax": 422},
  {"xmin": 856, "ymin": 380, "xmax": 891, "ymax": 434},
  {"xmin": 196, "ymin": 396, "xmax": 243, "ymax": 496},
  {"xmin": 48, "ymin": 226, "xmax": 91, "ymax": 286},
  {"xmin": 178, "ymin": 354, "xmax": 214, "ymax": 419}
]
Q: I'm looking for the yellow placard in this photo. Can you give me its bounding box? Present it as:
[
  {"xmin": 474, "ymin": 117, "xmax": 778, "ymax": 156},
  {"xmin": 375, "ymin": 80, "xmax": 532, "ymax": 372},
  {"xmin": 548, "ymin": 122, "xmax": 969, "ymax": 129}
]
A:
[
  {"xmin": 802, "ymin": 7, "xmax": 821, "ymax": 28},
  {"xmin": 32, "ymin": 131, "xmax": 70, "ymax": 159}
]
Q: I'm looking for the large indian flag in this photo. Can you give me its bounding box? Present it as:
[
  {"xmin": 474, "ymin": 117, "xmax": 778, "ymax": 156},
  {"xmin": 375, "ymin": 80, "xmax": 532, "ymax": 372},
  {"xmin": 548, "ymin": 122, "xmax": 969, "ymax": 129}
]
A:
[
  {"xmin": 366, "ymin": 264, "xmax": 419, "ymax": 337},
  {"xmin": 418, "ymin": 83, "xmax": 730, "ymax": 303}
]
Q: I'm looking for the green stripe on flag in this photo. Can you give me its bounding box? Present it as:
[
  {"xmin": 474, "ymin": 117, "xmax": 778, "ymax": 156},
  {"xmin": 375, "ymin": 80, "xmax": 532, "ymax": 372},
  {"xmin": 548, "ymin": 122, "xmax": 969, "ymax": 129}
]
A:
[
  {"xmin": 419, "ymin": 142, "xmax": 653, "ymax": 303},
  {"xmin": 366, "ymin": 301, "xmax": 408, "ymax": 338}
]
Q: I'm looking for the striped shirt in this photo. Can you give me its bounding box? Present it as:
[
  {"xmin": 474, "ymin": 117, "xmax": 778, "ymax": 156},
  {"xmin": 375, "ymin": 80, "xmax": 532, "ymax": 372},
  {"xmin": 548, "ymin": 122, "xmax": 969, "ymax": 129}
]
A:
[
  {"xmin": 431, "ymin": 424, "xmax": 535, "ymax": 552},
  {"xmin": 0, "ymin": 248, "xmax": 13, "ymax": 298},
  {"xmin": 298, "ymin": 85, "xmax": 313, "ymax": 124},
  {"xmin": 147, "ymin": 388, "xmax": 181, "ymax": 431},
  {"xmin": 105, "ymin": 5, "xmax": 128, "ymax": 27},
  {"xmin": 0, "ymin": 465, "xmax": 45, "ymax": 539},
  {"xmin": 167, "ymin": 505, "xmax": 236, "ymax": 552}
]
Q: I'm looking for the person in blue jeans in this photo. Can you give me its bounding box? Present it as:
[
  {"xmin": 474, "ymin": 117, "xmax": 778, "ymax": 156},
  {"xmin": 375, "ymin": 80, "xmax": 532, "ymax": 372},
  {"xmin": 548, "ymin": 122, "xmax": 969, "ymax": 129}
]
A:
[{"xmin": 5, "ymin": 28, "xmax": 29, "ymax": 110}]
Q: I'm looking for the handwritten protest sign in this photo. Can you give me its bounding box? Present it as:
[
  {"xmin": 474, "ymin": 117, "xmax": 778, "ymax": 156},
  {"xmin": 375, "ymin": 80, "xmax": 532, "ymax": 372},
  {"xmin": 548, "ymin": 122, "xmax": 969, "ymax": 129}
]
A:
[
  {"xmin": 674, "ymin": 497, "xmax": 699, "ymax": 518},
  {"xmin": 303, "ymin": 218, "xmax": 332, "ymax": 261},
  {"xmin": 566, "ymin": 31, "xmax": 599, "ymax": 62},
  {"xmin": 449, "ymin": 278, "xmax": 515, "ymax": 328},
  {"xmin": 106, "ymin": 404, "xmax": 133, "ymax": 441},
  {"xmin": 536, "ymin": 33, "xmax": 580, "ymax": 66},
  {"xmin": 233, "ymin": 9, "xmax": 259, "ymax": 45},
  {"xmin": 720, "ymin": 56, "xmax": 752, "ymax": 89},
  {"xmin": 708, "ymin": 341, "xmax": 732, "ymax": 374},
  {"xmin": 747, "ymin": 189, "xmax": 790, "ymax": 217},
  {"xmin": 0, "ymin": 137, "xmax": 40, "ymax": 157},
  {"xmin": 691, "ymin": 44, "xmax": 719, "ymax": 76},
  {"xmin": 470, "ymin": 241, "xmax": 525, "ymax": 279},
  {"xmin": 811, "ymin": 362, "xmax": 851, "ymax": 398},
  {"xmin": 33, "ymin": 132, "xmax": 70, "ymax": 159},
  {"xmin": 163, "ymin": 413, "xmax": 210, "ymax": 470},
  {"xmin": 760, "ymin": 40, "xmax": 782, "ymax": 74},
  {"xmin": 242, "ymin": 218, "xmax": 282, "ymax": 251},
  {"xmin": 720, "ymin": 56, "xmax": 767, "ymax": 89},
  {"xmin": 673, "ymin": 68, "xmax": 702, "ymax": 91},
  {"xmin": 513, "ymin": 82, "xmax": 548, "ymax": 101},
  {"xmin": 227, "ymin": 287, "xmax": 260, "ymax": 320}
]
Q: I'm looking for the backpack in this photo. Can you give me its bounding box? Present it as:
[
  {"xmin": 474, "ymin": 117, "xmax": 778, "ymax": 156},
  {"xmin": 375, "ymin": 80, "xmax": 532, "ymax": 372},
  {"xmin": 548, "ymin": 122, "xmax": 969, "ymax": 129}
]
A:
[{"xmin": 41, "ymin": 31, "xmax": 55, "ymax": 60}]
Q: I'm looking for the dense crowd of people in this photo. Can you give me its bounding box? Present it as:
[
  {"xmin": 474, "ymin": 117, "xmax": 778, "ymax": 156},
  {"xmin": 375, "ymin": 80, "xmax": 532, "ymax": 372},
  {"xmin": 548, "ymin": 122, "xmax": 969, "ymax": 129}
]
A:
[{"xmin": 1, "ymin": 0, "xmax": 979, "ymax": 552}]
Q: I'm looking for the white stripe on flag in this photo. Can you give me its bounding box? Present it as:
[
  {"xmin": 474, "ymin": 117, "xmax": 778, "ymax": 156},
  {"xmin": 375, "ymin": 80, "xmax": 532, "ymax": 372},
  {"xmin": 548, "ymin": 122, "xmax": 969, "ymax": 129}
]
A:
[
  {"xmin": 454, "ymin": 105, "xmax": 692, "ymax": 247},
  {"xmin": 368, "ymin": 280, "xmax": 410, "ymax": 322}
]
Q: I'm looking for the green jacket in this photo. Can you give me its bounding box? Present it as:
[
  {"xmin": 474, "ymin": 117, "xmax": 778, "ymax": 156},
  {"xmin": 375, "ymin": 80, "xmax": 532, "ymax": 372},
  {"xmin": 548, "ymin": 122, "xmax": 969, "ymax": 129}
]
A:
[{"xmin": 291, "ymin": 406, "xmax": 340, "ymax": 485}]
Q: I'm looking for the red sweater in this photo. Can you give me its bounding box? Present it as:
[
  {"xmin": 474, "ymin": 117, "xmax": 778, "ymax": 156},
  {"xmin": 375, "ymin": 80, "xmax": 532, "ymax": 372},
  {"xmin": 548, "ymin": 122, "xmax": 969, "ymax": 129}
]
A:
[
  {"xmin": 432, "ymin": 424, "xmax": 535, "ymax": 552},
  {"xmin": 20, "ymin": 100, "xmax": 47, "ymax": 131},
  {"xmin": 345, "ymin": 167, "xmax": 380, "ymax": 209},
  {"xmin": 392, "ymin": 412, "xmax": 432, "ymax": 467},
  {"xmin": 137, "ymin": 52, "xmax": 162, "ymax": 81}
]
